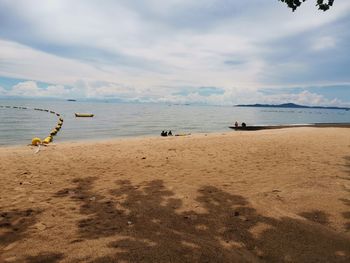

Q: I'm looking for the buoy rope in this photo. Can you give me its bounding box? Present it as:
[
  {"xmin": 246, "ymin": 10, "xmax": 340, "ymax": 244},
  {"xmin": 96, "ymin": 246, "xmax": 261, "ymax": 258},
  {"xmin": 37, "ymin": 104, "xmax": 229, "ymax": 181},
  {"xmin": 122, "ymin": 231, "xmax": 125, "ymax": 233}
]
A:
[
  {"xmin": 0, "ymin": 105, "xmax": 64, "ymax": 148},
  {"xmin": 34, "ymin": 144, "xmax": 41, "ymax": 154}
]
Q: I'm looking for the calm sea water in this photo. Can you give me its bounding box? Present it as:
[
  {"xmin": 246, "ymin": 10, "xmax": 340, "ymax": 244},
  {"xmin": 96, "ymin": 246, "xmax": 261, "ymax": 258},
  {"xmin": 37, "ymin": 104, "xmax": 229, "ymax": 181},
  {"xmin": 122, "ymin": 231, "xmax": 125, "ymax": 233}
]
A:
[{"xmin": 0, "ymin": 99, "xmax": 349, "ymax": 146}]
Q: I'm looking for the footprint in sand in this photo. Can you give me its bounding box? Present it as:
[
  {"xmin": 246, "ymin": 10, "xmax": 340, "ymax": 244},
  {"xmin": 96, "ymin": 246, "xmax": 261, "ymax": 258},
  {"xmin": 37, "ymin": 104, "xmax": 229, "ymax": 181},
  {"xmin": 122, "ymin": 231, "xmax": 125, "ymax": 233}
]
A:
[
  {"xmin": 12, "ymin": 194, "xmax": 26, "ymax": 200},
  {"xmin": 33, "ymin": 190, "xmax": 46, "ymax": 194},
  {"xmin": 3, "ymin": 257, "xmax": 17, "ymax": 262},
  {"xmin": 3, "ymin": 242, "xmax": 18, "ymax": 251},
  {"xmin": 34, "ymin": 222, "xmax": 46, "ymax": 231}
]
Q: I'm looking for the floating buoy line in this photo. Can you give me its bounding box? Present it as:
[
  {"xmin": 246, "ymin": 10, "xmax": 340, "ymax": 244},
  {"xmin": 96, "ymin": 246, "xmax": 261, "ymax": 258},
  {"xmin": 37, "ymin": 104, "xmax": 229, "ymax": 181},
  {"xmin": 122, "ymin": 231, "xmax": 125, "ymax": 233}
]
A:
[{"xmin": 0, "ymin": 105, "xmax": 64, "ymax": 148}]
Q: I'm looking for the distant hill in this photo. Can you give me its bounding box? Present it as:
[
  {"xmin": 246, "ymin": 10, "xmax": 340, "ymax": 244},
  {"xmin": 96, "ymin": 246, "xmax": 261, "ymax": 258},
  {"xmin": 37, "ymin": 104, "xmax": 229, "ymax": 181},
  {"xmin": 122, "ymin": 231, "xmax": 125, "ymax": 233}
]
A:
[{"xmin": 236, "ymin": 103, "xmax": 350, "ymax": 111}]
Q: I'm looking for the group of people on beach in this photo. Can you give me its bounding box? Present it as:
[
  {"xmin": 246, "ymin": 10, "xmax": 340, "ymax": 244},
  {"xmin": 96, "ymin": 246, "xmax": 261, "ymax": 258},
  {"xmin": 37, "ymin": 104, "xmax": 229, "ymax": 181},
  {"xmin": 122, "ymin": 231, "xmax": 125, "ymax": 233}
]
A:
[
  {"xmin": 161, "ymin": 122, "xmax": 247, "ymax": 137},
  {"xmin": 234, "ymin": 121, "xmax": 247, "ymax": 128},
  {"xmin": 161, "ymin": 130, "xmax": 172, "ymax": 136}
]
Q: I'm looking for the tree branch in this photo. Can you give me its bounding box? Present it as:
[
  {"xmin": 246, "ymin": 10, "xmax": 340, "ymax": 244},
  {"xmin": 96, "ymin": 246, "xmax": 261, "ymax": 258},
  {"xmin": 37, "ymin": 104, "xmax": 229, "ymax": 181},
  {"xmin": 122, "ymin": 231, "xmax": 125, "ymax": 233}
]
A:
[{"xmin": 279, "ymin": 0, "xmax": 335, "ymax": 11}]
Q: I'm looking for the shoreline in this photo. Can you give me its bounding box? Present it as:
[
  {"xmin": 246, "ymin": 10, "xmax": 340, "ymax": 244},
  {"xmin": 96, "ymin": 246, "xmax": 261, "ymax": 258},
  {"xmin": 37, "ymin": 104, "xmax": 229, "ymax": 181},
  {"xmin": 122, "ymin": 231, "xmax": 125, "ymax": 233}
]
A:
[{"xmin": 1, "ymin": 124, "xmax": 350, "ymax": 149}]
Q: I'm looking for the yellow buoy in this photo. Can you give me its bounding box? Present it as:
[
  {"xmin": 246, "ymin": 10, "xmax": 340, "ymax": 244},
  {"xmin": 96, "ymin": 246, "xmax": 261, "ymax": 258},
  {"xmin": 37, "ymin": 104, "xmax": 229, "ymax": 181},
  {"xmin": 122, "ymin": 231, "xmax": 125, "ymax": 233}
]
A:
[
  {"xmin": 43, "ymin": 136, "xmax": 52, "ymax": 144},
  {"xmin": 31, "ymin": 137, "xmax": 41, "ymax": 146}
]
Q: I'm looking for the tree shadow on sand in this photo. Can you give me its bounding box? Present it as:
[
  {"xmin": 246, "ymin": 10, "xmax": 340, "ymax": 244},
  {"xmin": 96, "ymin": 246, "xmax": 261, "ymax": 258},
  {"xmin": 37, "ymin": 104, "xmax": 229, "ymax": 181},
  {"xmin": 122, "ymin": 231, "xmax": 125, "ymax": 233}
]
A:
[
  {"xmin": 344, "ymin": 156, "xmax": 350, "ymax": 179},
  {"xmin": 298, "ymin": 210, "xmax": 331, "ymax": 226},
  {"xmin": 342, "ymin": 198, "xmax": 350, "ymax": 231},
  {"xmin": 340, "ymin": 156, "xmax": 350, "ymax": 231},
  {"xmin": 25, "ymin": 252, "xmax": 64, "ymax": 263},
  {"xmin": 0, "ymin": 208, "xmax": 41, "ymax": 248},
  {"xmin": 56, "ymin": 177, "xmax": 350, "ymax": 263}
]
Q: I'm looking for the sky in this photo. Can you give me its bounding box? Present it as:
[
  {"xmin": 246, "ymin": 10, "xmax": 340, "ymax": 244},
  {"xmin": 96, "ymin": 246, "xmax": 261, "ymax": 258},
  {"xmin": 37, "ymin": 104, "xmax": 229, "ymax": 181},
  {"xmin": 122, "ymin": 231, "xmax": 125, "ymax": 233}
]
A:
[{"xmin": 0, "ymin": 0, "xmax": 349, "ymax": 106}]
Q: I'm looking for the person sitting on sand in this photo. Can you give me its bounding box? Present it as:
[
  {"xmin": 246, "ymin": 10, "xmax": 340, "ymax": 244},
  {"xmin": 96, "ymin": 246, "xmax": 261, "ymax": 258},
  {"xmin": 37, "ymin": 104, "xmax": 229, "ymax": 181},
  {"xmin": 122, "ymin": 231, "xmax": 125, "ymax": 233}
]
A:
[
  {"xmin": 161, "ymin": 131, "xmax": 168, "ymax": 137},
  {"xmin": 168, "ymin": 130, "xmax": 173, "ymax": 136},
  {"xmin": 242, "ymin": 122, "xmax": 247, "ymax": 127}
]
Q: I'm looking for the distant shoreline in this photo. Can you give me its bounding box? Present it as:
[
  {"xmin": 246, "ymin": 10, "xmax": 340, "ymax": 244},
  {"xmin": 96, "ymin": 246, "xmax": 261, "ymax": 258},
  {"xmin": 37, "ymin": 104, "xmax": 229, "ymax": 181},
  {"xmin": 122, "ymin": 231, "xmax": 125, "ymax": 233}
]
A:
[{"xmin": 236, "ymin": 103, "xmax": 350, "ymax": 111}]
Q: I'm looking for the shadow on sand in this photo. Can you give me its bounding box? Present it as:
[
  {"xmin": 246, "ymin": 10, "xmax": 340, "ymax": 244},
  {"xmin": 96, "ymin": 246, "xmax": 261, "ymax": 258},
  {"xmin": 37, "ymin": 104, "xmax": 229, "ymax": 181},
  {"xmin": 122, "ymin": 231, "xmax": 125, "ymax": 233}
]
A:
[
  {"xmin": 25, "ymin": 252, "xmax": 64, "ymax": 263},
  {"xmin": 298, "ymin": 210, "xmax": 330, "ymax": 226},
  {"xmin": 0, "ymin": 208, "xmax": 64, "ymax": 262},
  {"xmin": 340, "ymin": 156, "xmax": 350, "ymax": 231},
  {"xmin": 0, "ymin": 208, "xmax": 41, "ymax": 248},
  {"xmin": 55, "ymin": 177, "xmax": 350, "ymax": 263}
]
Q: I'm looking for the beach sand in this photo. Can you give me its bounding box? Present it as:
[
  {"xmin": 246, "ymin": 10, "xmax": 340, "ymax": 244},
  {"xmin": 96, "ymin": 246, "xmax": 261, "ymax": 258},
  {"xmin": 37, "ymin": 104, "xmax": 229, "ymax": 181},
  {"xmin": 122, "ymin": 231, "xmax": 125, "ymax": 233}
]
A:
[{"xmin": 0, "ymin": 128, "xmax": 349, "ymax": 262}]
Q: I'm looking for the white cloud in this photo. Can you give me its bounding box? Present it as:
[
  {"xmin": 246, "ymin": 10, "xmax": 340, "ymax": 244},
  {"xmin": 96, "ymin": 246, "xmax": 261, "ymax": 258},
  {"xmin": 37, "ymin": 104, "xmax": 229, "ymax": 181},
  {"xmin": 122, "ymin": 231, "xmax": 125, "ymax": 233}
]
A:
[
  {"xmin": 0, "ymin": 0, "xmax": 349, "ymax": 105},
  {"xmin": 0, "ymin": 40, "xmax": 115, "ymax": 85},
  {"xmin": 2, "ymin": 80, "xmax": 349, "ymax": 107},
  {"xmin": 257, "ymin": 90, "xmax": 347, "ymax": 107},
  {"xmin": 0, "ymin": 86, "xmax": 6, "ymax": 96},
  {"xmin": 10, "ymin": 81, "xmax": 39, "ymax": 97},
  {"xmin": 311, "ymin": 36, "xmax": 336, "ymax": 51},
  {"xmin": 7, "ymin": 81, "xmax": 71, "ymax": 98},
  {"xmin": 160, "ymin": 88, "xmax": 348, "ymax": 107}
]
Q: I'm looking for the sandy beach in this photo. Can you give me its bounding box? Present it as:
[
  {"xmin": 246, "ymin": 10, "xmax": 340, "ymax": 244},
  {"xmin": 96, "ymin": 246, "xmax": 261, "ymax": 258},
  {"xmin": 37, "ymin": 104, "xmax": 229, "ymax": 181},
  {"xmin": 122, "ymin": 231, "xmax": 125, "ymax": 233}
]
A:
[{"xmin": 0, "ymin": 127, "xmax": 349, "ymax": 262}]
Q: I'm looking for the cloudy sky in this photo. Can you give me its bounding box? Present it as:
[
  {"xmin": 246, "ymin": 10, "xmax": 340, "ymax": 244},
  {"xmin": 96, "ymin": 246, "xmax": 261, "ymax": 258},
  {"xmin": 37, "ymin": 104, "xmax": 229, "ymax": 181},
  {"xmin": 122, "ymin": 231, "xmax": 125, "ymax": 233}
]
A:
[{"xmin": 0, "ymin": 0, "xmax": 349, "ymax": 106}]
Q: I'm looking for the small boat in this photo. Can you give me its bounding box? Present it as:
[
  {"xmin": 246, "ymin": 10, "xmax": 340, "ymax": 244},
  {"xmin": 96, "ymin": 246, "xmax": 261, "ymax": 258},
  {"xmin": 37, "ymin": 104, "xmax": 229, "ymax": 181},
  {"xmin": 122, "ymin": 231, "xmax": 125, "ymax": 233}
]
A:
[
  {"xmin": 229, "ymin": 126, "xmax": 268, "ymax": 131},
  {"xmin": 75, "ymin": 113, "xmax": 94, "ymax": 117}
]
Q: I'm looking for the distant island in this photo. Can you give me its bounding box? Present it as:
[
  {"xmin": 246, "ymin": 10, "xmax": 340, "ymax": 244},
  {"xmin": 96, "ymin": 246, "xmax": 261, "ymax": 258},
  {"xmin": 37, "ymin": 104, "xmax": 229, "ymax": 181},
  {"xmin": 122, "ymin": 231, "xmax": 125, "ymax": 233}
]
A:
[
  {"xmin": 67, "ymin": 99, "xmax": 77, "ymax": 102},
  {"xmin": 236, "ymin": 103, "xmax": 350, "ymax": 111}
]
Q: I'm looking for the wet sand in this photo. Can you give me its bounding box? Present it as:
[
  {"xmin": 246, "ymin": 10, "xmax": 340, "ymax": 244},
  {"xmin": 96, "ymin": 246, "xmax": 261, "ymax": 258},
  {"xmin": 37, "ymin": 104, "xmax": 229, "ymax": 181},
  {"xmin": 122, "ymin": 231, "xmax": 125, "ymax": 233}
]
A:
[{"xmin": 0, "ymin": 127, "xmax": 349, "ymax": 262}]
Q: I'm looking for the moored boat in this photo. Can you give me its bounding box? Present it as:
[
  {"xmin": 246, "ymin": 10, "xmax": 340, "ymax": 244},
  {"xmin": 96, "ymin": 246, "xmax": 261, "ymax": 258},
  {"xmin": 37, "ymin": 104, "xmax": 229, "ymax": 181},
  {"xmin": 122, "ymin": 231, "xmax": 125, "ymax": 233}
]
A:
[{"xmin": 75, "ymin": 113, "xmax": 94, "ymax": 117}]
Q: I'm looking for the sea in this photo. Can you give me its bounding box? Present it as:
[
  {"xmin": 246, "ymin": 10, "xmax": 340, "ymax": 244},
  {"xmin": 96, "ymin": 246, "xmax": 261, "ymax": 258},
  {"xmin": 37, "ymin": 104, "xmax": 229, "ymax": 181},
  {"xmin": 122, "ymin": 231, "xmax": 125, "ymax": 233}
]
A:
[{"xmin": 0, "ymin": 98, "xmax": 349, "ymax": 146}]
